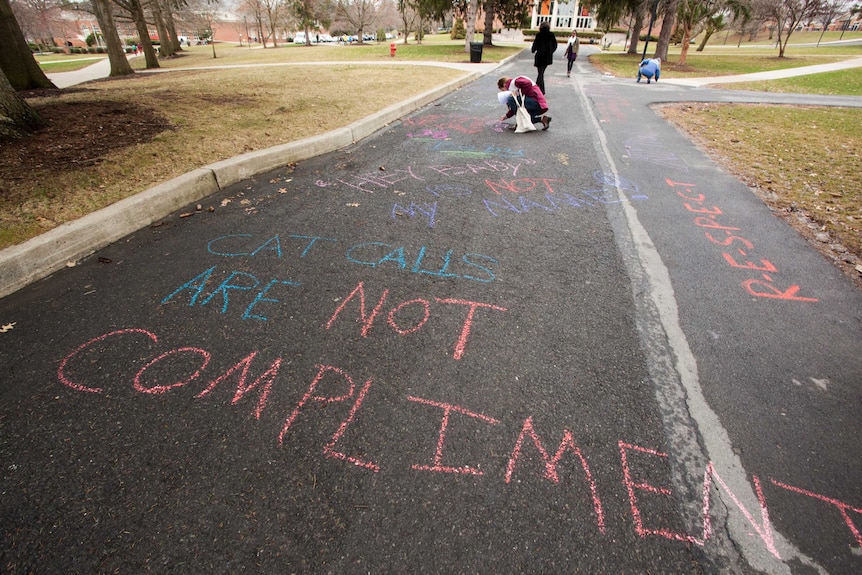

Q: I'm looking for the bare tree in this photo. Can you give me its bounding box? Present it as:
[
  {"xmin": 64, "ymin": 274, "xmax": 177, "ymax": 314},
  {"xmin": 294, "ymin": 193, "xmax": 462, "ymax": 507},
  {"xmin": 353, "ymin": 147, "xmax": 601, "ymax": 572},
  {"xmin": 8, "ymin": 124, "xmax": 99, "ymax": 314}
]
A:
[
  {"xmin": 676, "ymin": 0, "xmax": 727, "ymax": 64},
  {"xmin": 698, "ymin": 0, "xmax": 751, "ymax": 50},
  {"xmin": 397, "ymin": 0, "xmax": 420, "ymax": 43},
  {"xmin": 0, "ymin": 0, "xmax": 56, "ymax": 89},
  {"xmin": 12, "ymin": 0, "xmax": 64, "ymax": 48},
  {"xmin": 286, "ymin": 0, "xmax": 332, "ymax": 45},
  {"xmin": 113, "ymin": 0, "xmax": 161, "ymax": 67},
  {"xmin": 90, "ymin": 0, "xmax": 135, "ymax": 76},
  {"xmin": 816, "ymin": 0, "xmax": 849, "ymax": 44},
  {"xmin": 236, "ymin": 0, "xmax": 267, "ymax": 46},
  {"xmin": 334, "ymin": 0, "xmax": 379, "ymax": 43},
  {"xmin": 627, "ymin": 0, "xmax": 648, "ymax": 55},
  {"xmin": 655, "ymin": 0, "xmax": 680, "ymax": 60},
  {"xmin": 0, "ymin": 62, "xmax": 45, "ymax": 139},
  {"xmin": 261, "ymin": 0, "xmax": 284, "ymax": 47},
  {"xmin": 463, "ymin": 0, "xmax": 478, "ymax": 51},
  {"xmin": 756, "ymin": 0, "xmax": 826, "ymax": 56}
]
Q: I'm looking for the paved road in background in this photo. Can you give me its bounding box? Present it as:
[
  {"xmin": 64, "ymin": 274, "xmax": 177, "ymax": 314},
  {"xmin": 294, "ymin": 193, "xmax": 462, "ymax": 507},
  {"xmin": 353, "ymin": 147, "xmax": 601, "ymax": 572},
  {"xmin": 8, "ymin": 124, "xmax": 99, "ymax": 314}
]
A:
[{"xmin": 4, "ymin": 50, "xmax": 862, "ymax": 574}]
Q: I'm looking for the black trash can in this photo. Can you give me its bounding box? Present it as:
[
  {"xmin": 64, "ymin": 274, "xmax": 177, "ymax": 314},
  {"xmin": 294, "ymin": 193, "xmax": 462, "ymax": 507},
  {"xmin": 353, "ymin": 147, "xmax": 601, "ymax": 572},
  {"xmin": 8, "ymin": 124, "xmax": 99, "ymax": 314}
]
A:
[{"xmin": 469, "ymin": 42, "xmax": 483, "ymax": 63}]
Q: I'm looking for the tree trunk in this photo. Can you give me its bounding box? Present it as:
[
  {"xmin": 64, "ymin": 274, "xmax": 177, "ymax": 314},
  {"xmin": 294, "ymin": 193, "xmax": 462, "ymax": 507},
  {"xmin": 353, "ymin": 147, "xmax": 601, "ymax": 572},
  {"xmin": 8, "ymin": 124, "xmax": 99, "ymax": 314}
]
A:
[
  {"xmin": 0, "ymin": 0, "xmax": 56, "ymax": 90},
  {"xmin": 0, "ymin": 67, "xmax": 45, "ymax": 139},
  {"xmin": 483, "ymin": 2, "xmax": 494, "ymax": 45},
  {"xmin": 628, "ymin": 7, "xmax": 645, "ymax": 55},
  {"xmin": 162, "ymin": 0, "xmax": 183, "ymax": 52},
  {"xmin": 119, "ymin": 0, "xmax": 160, "ymax": 68},
  {"xmin": 696, "ymin": 29, "xmax": 714, "ymax": 51},
  {"xmin": 151, "ymin": 1, "xmax": 175, "ymax": 57},
  {"xmin": 678, "ymin": 25, "xmax": 692, "ymax": 65},
  {"xmin": 91, "ymin": 0, "xmax": 134, "ymax": 77},
  {"xmin": 464, "ymin": 0, "xmax": 478, "ymax": 51},
  {"xmin": 655, "ymin": 0, "xmax": 679, "ymax": 61}
]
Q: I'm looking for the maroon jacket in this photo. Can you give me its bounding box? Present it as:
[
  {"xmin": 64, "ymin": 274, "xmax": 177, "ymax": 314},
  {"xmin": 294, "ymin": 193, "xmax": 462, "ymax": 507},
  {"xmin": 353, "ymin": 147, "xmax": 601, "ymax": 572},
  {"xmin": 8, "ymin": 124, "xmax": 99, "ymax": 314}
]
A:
[{"xmin": 502, "ymin": 76, "xmax": 548, "ymax": 119}]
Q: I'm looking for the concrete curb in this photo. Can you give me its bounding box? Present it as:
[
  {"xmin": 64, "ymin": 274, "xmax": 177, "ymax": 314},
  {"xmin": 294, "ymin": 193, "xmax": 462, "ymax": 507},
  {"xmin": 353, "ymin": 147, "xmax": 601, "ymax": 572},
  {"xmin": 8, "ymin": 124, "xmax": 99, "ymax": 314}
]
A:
[{"xmin": 0, "ymin": 65, "xmax": 497, "ymax": 299}]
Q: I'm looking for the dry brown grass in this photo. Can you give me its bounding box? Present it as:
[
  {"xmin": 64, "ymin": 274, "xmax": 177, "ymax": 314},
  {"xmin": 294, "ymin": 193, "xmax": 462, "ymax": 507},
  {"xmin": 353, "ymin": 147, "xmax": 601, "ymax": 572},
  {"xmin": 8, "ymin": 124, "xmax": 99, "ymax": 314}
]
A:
[{"xmin": 1, "ymin": 64, "xmax": 464, "ymax": 248}]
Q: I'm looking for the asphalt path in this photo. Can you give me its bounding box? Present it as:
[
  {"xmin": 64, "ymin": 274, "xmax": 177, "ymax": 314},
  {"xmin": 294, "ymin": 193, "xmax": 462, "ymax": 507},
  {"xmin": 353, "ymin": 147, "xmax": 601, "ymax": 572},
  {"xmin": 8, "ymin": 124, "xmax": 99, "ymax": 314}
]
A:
[{"xmin": 3, "ymin": 50, "xmax": 862, "ymax": 574}]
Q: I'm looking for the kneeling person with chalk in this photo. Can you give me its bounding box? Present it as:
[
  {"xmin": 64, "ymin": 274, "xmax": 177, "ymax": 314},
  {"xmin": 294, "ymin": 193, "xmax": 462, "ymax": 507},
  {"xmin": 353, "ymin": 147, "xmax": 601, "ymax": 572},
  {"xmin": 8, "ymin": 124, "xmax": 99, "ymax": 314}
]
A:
[{"xmin": 497, "ymin": 76, "xmax": 552, "ymax": 131}]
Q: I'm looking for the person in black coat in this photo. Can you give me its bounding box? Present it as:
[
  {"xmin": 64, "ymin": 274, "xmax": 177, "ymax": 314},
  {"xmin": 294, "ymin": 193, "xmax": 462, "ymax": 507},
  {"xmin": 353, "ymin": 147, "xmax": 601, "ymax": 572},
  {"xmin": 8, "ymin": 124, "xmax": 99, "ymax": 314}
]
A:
[{"xmin": 531, "ymin": 22, "xmax": 558, "ymax": 95}]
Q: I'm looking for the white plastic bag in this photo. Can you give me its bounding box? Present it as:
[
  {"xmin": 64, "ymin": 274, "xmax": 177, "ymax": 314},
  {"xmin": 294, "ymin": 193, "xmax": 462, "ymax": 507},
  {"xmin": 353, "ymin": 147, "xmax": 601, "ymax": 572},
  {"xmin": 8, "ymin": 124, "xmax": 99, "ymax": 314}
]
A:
[{"xmin": 514, "ymin": 94, "xmax": 536, "ymax": 133}]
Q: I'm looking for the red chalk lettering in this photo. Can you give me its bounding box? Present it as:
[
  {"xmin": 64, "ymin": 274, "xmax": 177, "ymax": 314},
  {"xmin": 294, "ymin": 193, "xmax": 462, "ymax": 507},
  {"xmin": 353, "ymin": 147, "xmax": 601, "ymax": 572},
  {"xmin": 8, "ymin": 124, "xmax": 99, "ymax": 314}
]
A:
[
  {"xmin": 484, "ymin": 179, "xmax": 522, "ymax": 195},
  {"xmin": 58, "ymin": 328, "xmax": 159, "ymax": 394},
  {"xmin": 323, "ymin": 377, "xmax": 380, "ymax": 472},
  {"xmin": 326, "ymin": 283, "xmax": 506, "ymax": 360},
  {"xmin": 388, "ymin": 299, "xmax": 431, "ymax": 335},
  {"xmin": 618, "ymin": 441, "xmax": 706, "ymax": 545},
  {"xmin": 769, "ymin": 478, "xmax": 862, "ymax": 549},
  {"xmin": 707, "ymin": 464, "xmax": 780, "ymax": 558},
  {"xmin": 278, "ymin": 365, "xmax": 356, "ymax": 446},
  {"xmin": 325, "ymin": 281, "xmax": 390, "ymax": 337},
  {"xmin": 677, "ymin": 190, "xmax": 706, "ymax": 202},
  {"xmin": 505, "ymin": 417, "xmax": 605, "ymax": 533},
  {"xmin": 408, "ymin": 396, "xmax": 500, "ymax": 475},
  {"xmin": 722, "ymin": 253, "xmax": 779, "ymax": 273},
  {"xmin": 196, "ymin": 352, "xmax": 281, "ymax": 419},
  {"xmin": 665, "ymin": 179, "xmax": 697, "ymax": 188},
  {"xmin": 693, "ymin": 217, "xmax": 740, "ymax": 232},
  {"xmin": 704, "ymin": 232, "xmax": 754, "ymax": 249},
  {"xmin": 133, "ymin": 347, "xmax": 211, "ymax": 395},
  {"xmin": 483, "ymin": 178, "xmax": 563, "ymax": 196},
  {"xmin": 435, "ymin": 298, "xmax": 508, "ymax": 360},
  {"xmin": 684, "ymin": 203, "xmax": 722, "ymax": 215},
  {"xmin": 742, "ymin": 279, "xmax": 818, "ymax": 302}
]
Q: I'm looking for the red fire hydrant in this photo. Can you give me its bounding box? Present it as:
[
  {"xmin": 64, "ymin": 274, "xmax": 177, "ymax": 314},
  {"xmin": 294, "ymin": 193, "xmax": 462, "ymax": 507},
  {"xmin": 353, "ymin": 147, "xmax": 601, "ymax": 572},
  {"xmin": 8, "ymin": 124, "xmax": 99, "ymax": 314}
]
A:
[{"xmin": 390, "ymin": 42, "xmax": 396, "ymax": 57}]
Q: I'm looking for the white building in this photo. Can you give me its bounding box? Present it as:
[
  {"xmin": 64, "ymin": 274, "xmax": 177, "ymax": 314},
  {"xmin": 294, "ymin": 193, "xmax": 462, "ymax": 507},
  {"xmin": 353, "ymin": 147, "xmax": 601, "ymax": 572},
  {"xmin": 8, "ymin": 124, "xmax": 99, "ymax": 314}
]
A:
[{"xmin": 531, "ymin": 0, "xmax": 595, "ymax": 31}]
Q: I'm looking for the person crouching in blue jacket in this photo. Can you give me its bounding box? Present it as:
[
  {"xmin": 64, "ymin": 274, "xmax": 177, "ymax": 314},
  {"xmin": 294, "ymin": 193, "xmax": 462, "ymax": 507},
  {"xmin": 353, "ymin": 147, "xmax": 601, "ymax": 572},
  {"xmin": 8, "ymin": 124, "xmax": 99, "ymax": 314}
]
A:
[{"xmin": 637, "ymin": 57, "xmax": 661, "ymax": 83}]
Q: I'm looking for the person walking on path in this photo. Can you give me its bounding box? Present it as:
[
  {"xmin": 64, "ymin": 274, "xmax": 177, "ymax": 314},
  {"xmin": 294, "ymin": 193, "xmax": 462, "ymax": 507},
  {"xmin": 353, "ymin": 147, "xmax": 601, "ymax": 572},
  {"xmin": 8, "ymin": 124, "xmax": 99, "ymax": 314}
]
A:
[
  {"xmin": 531, "ymin": 22, "xmax": 557, "ymax": 94},
  {"xmin": 564, "ymin": 31, "xmax": 579, "ymax": 77},
  {"xmin": 498, "ymin": 75, "xmax": 552, "ymax": 130},
  {"xmin": 637, "ymin": 57, "xmax": 661, "ymax": 83}
]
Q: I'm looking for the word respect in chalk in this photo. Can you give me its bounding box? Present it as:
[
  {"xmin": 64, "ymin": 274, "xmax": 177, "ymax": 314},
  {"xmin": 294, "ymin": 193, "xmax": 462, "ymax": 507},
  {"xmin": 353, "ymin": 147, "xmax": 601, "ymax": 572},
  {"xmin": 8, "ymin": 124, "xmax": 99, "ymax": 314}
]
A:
[{"xmin": 667, "ymin": 179, "xmax": 818, "ymax": 302}]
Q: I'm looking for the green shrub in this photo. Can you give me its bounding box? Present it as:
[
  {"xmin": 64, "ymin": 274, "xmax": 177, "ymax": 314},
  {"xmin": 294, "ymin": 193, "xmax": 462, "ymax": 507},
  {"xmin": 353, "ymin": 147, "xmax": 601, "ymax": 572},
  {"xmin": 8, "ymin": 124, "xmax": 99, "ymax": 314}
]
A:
[{"xmin": 451, "ymin": 18, "xmax": 466, "ymax": 40}]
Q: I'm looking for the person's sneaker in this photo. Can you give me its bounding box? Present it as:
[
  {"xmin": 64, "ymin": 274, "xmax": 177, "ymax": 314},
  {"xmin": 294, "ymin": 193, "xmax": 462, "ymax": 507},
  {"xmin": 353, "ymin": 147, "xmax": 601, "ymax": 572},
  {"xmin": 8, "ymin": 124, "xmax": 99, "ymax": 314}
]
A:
[
  {"xmin": 542, "ymin": 116, "xmax": 552, "ymax": 131},
  {"xmin": 647, "ymin": 79, "xmax": 651, "ymax": 84}
]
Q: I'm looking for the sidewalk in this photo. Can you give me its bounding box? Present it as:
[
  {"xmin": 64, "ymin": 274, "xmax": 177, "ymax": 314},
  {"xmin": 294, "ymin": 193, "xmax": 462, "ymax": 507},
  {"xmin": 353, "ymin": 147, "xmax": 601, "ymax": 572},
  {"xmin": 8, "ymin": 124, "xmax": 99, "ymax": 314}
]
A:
[
  {"xmin": 46, "ymin": 56, "xmax": 114, "ymax": 88},
  {"xmin": 660, "ymin": 56, "xmax": 862, "ymax": 87}
]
